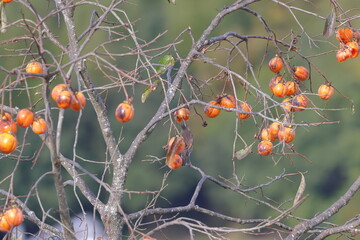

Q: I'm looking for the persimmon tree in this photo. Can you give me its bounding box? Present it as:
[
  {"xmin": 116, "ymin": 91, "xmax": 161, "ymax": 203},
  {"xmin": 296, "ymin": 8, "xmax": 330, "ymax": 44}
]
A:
[{"xmin": 0, "ymin": 0, "xmax": 359, "ymax": 239}]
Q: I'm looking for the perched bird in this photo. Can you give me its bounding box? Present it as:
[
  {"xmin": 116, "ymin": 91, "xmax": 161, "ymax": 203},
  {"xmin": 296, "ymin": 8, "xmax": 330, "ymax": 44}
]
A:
[{"xmin": 180, "ymin": 120, "xmax": 193, "ymax": 164}]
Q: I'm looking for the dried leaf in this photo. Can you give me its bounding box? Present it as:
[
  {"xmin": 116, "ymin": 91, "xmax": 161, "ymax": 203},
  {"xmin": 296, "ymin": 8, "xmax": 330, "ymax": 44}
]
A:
[
  {"xmin": 323, "ymin": 10, "xmax": 336, "ymax": 38},
  {"xmin": 235, "ymin": 142, "xmax": 254, "ymax": 160},
  {"xmin": 168, "ymin": 0, "xmax": 176, "ymax": 4},
  {"xmin": 293, "ymin": 173, "xmax": 306, "ymax": 207},
  {"xmin": 1, "ymin": 3, "xmax": 7, "ymax": 33}
]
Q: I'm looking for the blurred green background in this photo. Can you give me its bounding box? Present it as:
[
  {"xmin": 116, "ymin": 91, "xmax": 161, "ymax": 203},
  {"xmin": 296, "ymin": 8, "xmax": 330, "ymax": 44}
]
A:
[{"xmin": 0, "ymin": 0, "xmax": 360, "ymax": 239}]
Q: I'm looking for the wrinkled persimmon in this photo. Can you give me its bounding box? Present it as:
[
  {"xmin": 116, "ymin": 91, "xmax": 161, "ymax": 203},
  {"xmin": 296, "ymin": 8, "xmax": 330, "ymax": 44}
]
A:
[
  {"xmin": 293, "ymin": 66, "xmax": 309, "ymax": 81},
  {"xmin": 285, "ymin": 81, "xmax": 299, "ymax": 96},
  {"xmin": 260, "ymin": 128, "xmax": 276, "ymax": 142},
  {"xmin": 174, "ymin": 108, "xmax": 190, "ymax": 123},
  {"xmin": 278, "ymin": 126, "xmax": 296, "ymax": 143},
  {"xmin": 237, "ymin": 102, "xmax": 252, "ymax": 119},
  {"xmin": 318, "ymin": 84, "xmax": 334, "ymax": 100},
  {"xmin": 269, "ymin": 122, "xmax": 281, "ymax": 140},
  {"xmin": 219, "ymin": 95, "xmax": 236, "ymax": 111},
  {"xmin": 292, "ymin": 94, "xmax": 308, "ymax": 111},
  {"xmin": 336, "ymin": 28, "xmax": 353, "ymax": 44},
  {"xmin": 336, "ymin": 48, "xmax": 351, "ymax": 62},
  {"xmin": 346, "ymin": 41, "xmax": 359, "ymax": 58},
  {"xmin": 257, "ymin": 140, "xmax": 273, "ymax": 156},
  {"xmin": 273, "ymin": 82, "xmax": 287, "ymax": 98},
  {"xmin": 281, "ymin": 98, "xmax": 294, "ymax": 113},
  {"xmin": 269, "ymin": 76, "xmax": 284, "ymax": 93},
  {"xmin": 268, "ymin": 56, "xmax": 283, "ymax": 73},
  {"xmin": 204, "ymin": 100, "xmax": 221, "ymax": 118}
]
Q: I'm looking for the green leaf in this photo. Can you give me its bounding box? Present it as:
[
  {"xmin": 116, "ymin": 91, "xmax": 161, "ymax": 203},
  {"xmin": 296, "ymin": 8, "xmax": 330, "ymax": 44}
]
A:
[
  {"xmin": 235, "ymin": 142, "xmax": 254, "ymax": 160},
  {"xmin": 155, "ymin": 55, "xmax": 174, "ymax": 74},
  {"xmin": 141, "ymin": 80, "xmax": 159, "ymax": 103}
]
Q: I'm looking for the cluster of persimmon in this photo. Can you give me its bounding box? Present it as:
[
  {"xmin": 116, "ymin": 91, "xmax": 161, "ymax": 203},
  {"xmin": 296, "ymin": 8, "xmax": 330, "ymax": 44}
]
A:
[
  {"xmin": 0, "ymin": 205, "xmax": 23, "ymax": 233},
  {"xmin": 51, "ymin": 84, "xmax": 86, "ymax": 111},
  {"xmin": 204, "ymin": 94, "xmax": 252, "ymax": 120},
  {"xmin": 258, "ymin": 123, "xmax": 295, "ymax": 156},
  {"xmin": 268, "ymin": 56, "xmax": 310, "ymax": 112},
  {"xmin": 0, "ymin": 109, "xmax": 47, "ymax": 154},
  {"xmin": 259, "ymin": 55, "xmax": 335, "ymax": 156},
  {"xmin": 335, "ymin": 28, "xmax": 360, "ymax": 62}
]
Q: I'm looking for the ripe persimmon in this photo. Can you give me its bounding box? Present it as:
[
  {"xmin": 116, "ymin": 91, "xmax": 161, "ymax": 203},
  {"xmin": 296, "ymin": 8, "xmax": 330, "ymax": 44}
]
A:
[
  {"xmin": 2, "ymin": 0, "xmax": 14, "ymax": 3},
  {"xmin": 278, "ymin": 126, "xmax": 296, "ymax": 143},
  {"xmin": 0, "ymin": 214, "xmax": 10, "ymax": 232},
  {"xmin": 273, "ymin": 82, "xmax": 287, "ymax": 98},
  {"xmin": 336, "ymin": 28, "xmax": 353, "ymax": 44},
  {"xmin": 32, "ymin": 118, "xmax": 47, "ymax": 134},
  {"xmin": 260, "ymin": 128, "xmax": 276, "ymax": 142},
  {"xmin": 268, "ymin": 56, "xmax": 283, "ymax": 73},
  {"xmin": 1, "ymin": 113, "xmax": 12, "ymax": 122},
  {"xmin": 219, "ymin": 95, "xmax": 236, "ymax": 111},
  {"xmin": 0, "ymin": 119, "xmax": 17, "ymax": 134},
  {"xmin": 281, "ymin": 98, "xmax": 294, "ymax": 113},
  {"xmin": 285, "ymin": 81, "xmax": 299, "ymax": 96},
  {"xmin": 51, "ymin": 84, "xmax": 68, "ymax": 101},
  {"xmin": 293, "ymin": 66, "xmax": 309, "ymax": 81},
  {"xmin": 204, "ymin": 100, "xmax": 221, "ymax": 118},
  {"xmin": 70, "ymin": 91, "xmax": 87, "ymax": 111},
  {"xmin": 257, "ymin": 140, "xmax": 273, "ymax": 156},
  {"xmin": 25, "ymin": 61, "xmax": 43, "ymax": 78},
  {"xmin": 0, "ymin": 133, "xmax": 17, "ymax": 154},
  {"xmin": 336, "ymin": 48, "xmax": 351, "ymax": 62},
  {"xmin": 269, "ymin": 76, "xmax": 284, "ymax": 93},
  {"xmin": 269, "ymin": 122, "xmax": 281, "ymax": 140},
  {"xmin": 346, "ymin": 41, "xmax": 359, "ymax": 58},
  {"xmin": 167, "ymin": 154, "xmax": 183, "ymax": 169},
  {"xmin": 56, "ymin": 90, "xmax": 72, "ymax": 109},
  {"xmin": 237, "ymin": 102, "xmax": 252, "ymax": 119},
  {"xmin": 174, "ymin": 108, "xmax": 190, "ymax": 123},
  {"xmin": 3, "ymin": 206, "xmax": 23, "ymax": 229},
  {"xmin": 115, "ymin": 101, "xmax": 134, "ymax": 123},
  {"xmin": 318, "ymin": 84, "xmax": 334, "ymax": 100},
  {"xmin": 16, "ymin": 109, "xmax": 34, "ymax": 128},
  {"xmin": 292, "ymin": 94, "xmax": 308, "ymax": 111}
]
